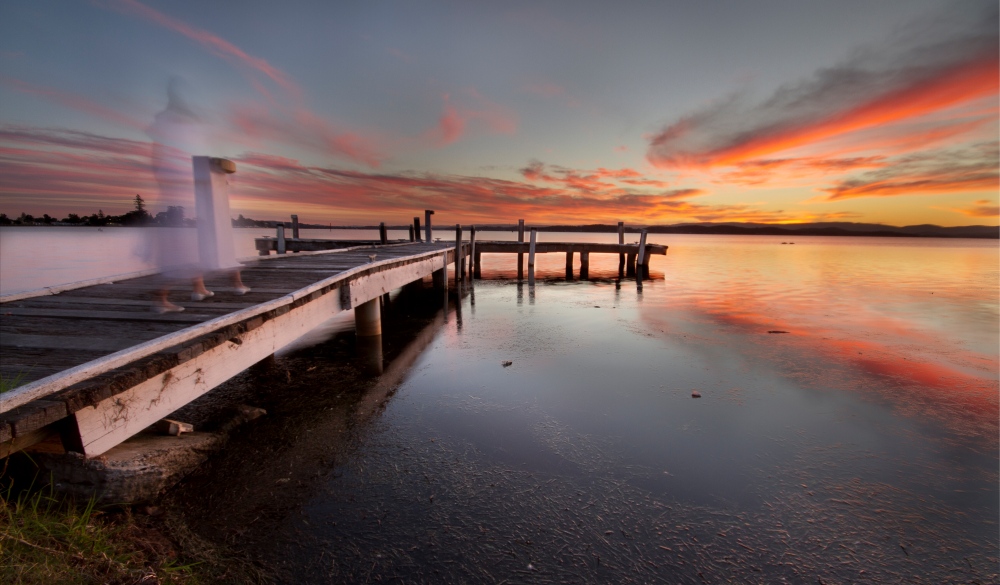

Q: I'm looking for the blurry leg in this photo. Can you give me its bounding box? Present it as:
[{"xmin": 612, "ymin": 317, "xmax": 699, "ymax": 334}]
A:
[
  {"xmin": 231, "ymin": 271, "xmax": 251, "ymax": 295},
  {"xmin": 152, "ymin": 289, "xmax": 184, "ymax": 313},
  {"xmin": 191, "ymin": 275, "xmax": 214, "ymax": 301}
]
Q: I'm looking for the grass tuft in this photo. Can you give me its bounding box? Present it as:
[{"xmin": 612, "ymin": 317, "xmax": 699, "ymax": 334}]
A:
[
  {"xmin": 0, "ymin": 372, "xmax": 25, "ymax": 394},
  {"xmin": 0, "ymin": 481, "xmax": 200, "ymax": 584}
]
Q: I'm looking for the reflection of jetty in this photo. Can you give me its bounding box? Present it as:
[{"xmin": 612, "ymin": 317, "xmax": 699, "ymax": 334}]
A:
[{"xmin": 1, "ymin": 216, "xmax": 666, "ymax": 462}]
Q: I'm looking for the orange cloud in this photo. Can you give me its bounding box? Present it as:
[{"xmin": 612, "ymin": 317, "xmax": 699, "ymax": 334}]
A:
[
  {"xmin": 646, "ymin": 4, "xmax": 999, "ymax": 202},
  {"xmin": 947, "ymin": 200, "xmax": 1000, "ymax": 218},
  {"xmin": 0, "ymin": 126, "xmax": 840, "ymax": 225}
]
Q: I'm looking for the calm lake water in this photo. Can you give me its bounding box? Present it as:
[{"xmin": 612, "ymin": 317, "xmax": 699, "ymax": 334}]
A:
[{"xmin": 4, "ymin": 228, "xmax": 999, "ymax": 582}]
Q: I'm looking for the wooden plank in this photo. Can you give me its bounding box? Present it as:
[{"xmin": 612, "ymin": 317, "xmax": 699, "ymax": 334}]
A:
[
  {"xmin": 1, "ymin": 427, "xmax": 63, "ymax": 458},
  {"xmin": 473, "ymin": 242, "xmax": 667, "ymax": 255},
  {"xmin": 2, "ymin": 334, "xmax": 153, "ymax": 352},
  {"xmin": 72, "ymin": 289, "xmax": 343, "ymax": 456},
  {"xmin": 12, "ymin": 296, "xmax": 255, "ymax": 310},
  {"xmin": 2, "ymin": 308, "xmax": 217, "ymax": 323}
]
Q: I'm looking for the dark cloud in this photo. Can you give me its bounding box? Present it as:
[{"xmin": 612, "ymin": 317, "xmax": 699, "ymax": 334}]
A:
[{"xmin": 647, "ymin": 3, "xmax": 999, "ymax": 169}]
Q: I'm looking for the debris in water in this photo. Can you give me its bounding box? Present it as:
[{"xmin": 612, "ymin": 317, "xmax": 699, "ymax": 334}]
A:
[
  {"xmin": 767, "ymin": 330, "xmax": 789, "ymax": 334},
  {"xmin": 502, "ymin": 360, "xmax": 513, "ymax": 367},
  {"xmin": 691, "ymin": 390, "xmax": 701, "ymax": 398}
]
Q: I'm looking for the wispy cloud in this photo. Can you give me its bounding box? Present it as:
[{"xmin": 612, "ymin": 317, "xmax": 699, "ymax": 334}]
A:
[
  {"xmin": 1, "ymin": 126, "xmax": 845, "ymax": 225},
  {"xmin": 946, "ymin": 199, "xmax": 999, "ymax": 218},
  {"xmin": 108, "ymin": 0, "xmax": 300, "ymax": 100},
  {"xmin": 1, "ymin": 77, "xmax": 144, "ymax": 130},
  {"xmin": 422, "ymin": 90, "xmax": 518, "ymax": 147},
  {"xmin": 646, "ymin": 3, "xmax": 999, "ymax": 202}
]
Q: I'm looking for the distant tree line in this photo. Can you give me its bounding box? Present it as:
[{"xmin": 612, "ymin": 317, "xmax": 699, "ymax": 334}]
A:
[{"xmin": 0, "ymin": 195, "xmax": 275, "ymax": 228}]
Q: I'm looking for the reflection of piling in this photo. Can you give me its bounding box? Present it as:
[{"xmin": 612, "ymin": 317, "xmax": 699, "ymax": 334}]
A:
[{"xmin": 517, "ymin": 219, "xmax": 525, "ymax": 280}]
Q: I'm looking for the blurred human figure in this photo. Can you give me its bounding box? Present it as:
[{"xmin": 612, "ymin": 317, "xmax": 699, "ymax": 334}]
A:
[{"xmin": 146, "ymin": 78, "xmax": 248, "ymax": 313}]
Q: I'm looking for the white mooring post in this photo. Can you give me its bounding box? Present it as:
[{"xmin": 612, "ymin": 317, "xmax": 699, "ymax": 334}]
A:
[
  {"xmin": 276, "ymin": 225, "xmax": 286, "ymax": 254},
  {"xmin": 192, "ymin": 156, "xmax": 239, "ymax": 270}
]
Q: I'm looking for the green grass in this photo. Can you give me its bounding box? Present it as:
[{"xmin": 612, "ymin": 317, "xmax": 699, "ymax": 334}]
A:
[
  {"xmin": 0, "ymin": 482, "xmax": 201, "ymax": 585},
  {"xmin": 0, "ymin": 372, "xmax": 25, "ymax": 394}
]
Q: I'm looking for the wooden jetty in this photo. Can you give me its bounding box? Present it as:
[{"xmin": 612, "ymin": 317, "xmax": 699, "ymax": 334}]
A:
[
  {"xmin": 0, "ymin": 241, "xmax": 460, "ymax": 458},
  {"xmin": 2, "ymin": 222, "xmax": 666, "ymax": 460}
]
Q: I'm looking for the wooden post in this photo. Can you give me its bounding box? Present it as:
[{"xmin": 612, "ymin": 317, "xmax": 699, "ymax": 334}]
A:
[
  {"xmin": 425, "ymin": 209, "xmax": 434, "ymax": 242},
  {"xmin": 617, "ymin": 221, "xmax": 625, "ymax": 274},
  {"xmin": 517, "ymin": 219, "xmax": 525, "ymax": 281},
  {"xmin": 580, "ymin": 251, "xmax": 590, "ymax": 279},
  {"xmin": 528, "ymin": 228, "xmax": 537, "ymax": 285},
  {"xmin": 379, "ymin": 222, "xmax": 388, "ymax": 245},
  {"xmin": 414, "ymin": 217, "xmax": 422, "ymax": 242},
  {"xmin": 469, "ymin": 226, "xmax": 477, "ymax": 281},
  {"xmin": 355, "ymin": 298, "xmax": 381, "ymax": 337},
  {"xmin": 636, "ymin": 229, "xmax": 648, "ymax": 280},
  {"xmin": 454, "ymin": 224, "xmax": 462, "ymax": 281},
  {"xmin": 565, "ymin": 247, "xmax": 574, "ymax": 280},
  {"xmin": 408, "ymin": 225, "xmax": 415, "ymax": 242},
  {"xmin": 276, "ymin": 225, "xmax": 286, "ymax": 254},
  {"xmin": 626, "ymin": 252, "xmax": 637, "ymax": 276},
  {"xmin": 291, "ymin": 214, "xmax": 300, "ymax": 239}
]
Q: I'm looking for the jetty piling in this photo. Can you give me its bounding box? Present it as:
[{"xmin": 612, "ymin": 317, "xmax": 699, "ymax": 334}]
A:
[
  {"xmin": 291, "ymin": 215, "xmax": 300, "ymax": 239},
  {"xmin": 414, "ymin": 217, "xmax": 422, "ymax": 242},
  {"xmin": 517, "ymin": 219, "xmax": 525, "ymax": 280},
  {"xmin": 618, "ymin": 221, "xmax": 625, "ymax": 274},
  {"xmin": 276, "ymin": 225, "xmax": 287, "ymax": 255},
  {"xmin": 528, "ymin": 228, "xmax": 537, "ymax": 285}
]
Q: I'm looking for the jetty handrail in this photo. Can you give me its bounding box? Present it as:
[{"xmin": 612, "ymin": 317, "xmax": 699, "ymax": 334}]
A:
[{"xmin": 0, "ymin": 247, "xmax": 450, "ymax": 413}]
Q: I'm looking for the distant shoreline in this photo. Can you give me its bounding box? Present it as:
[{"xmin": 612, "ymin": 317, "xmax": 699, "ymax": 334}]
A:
[{"xmin": 2, "ymin": 222, "xmax": 996, "ymax": 239}]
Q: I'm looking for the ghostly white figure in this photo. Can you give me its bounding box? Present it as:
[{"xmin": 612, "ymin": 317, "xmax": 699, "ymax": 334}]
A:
[{"xmin": 146, "ymin": 79, "xmax": 248, "ymax": 312}]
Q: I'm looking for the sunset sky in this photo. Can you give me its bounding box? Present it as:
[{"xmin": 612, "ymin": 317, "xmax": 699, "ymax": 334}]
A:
[{"xmin": 0, "ymin": 0, "xmax": 997, "ymax": 226}]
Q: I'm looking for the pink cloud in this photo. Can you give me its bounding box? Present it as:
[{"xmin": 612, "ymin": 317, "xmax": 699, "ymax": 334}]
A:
[
  {"xmin": 1, "ymin": 76, "xmax": 143, "ymax": 130},
  {"xmin": 422, "ymin": 91, "xmax": 517, "ymax": 147},
  {"xmin": 0, "ymin": 126, "xmax": 843, "ymax": 226}
]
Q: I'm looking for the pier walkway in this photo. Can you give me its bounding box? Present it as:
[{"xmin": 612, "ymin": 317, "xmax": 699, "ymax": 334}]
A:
[
  {"xmin": 1, "ymin": 241, "xmax": 459, "ymax": 457},
  {"xmin": 1, "ymin": 234, "xmax": 665, "ymax": 459}
]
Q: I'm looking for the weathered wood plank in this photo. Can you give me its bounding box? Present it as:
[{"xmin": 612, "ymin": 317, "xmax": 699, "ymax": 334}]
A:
[
  {"xmin": 2, "ymin": 308, "xmax": 216, "ymax": 323},
  {"xmin": 3, "ymin": 334, "xmax": 155, "ymax": 352}
]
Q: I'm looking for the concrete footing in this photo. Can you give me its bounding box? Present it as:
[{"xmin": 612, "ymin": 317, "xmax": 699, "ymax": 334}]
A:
[{"xmin": 36, "ymin": 405, "xmax": 266, "ymax": 504}]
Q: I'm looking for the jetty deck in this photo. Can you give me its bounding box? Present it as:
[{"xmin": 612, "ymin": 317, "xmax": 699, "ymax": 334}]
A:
[
  {"xmin": 1, "ymin": 235, "xmax": 665, "ymax": 459},
  {"xmin": 1, "ymin": 241, "xmax": 459, "ymax": 457}
]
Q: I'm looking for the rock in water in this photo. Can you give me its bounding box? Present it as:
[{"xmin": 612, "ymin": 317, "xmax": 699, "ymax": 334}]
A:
[
  {"xmin": 501, "ymin": 360, "xmax": 513, "ymax": 367},
  {"xmin": 691, "ymin": 390, "xmax": 702, "ymax": 398}
]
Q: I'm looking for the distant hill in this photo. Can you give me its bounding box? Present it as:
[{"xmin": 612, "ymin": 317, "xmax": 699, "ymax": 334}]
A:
[{"xmin": 530, "ymin": 222, "xmax": 998, "ymax": 239}]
